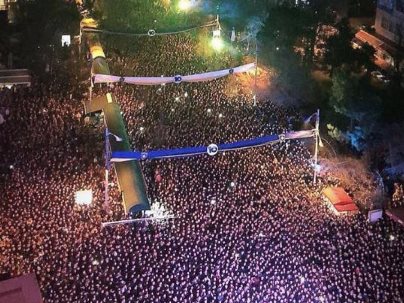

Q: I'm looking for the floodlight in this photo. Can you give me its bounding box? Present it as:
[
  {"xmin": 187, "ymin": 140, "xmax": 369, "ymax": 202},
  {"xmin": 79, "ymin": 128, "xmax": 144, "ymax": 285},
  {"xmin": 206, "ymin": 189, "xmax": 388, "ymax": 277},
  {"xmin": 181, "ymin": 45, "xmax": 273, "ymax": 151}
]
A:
[
  {"xmin": 61, "ymin": 35, "xmax": 71, "ymax": 47},
  {"xmin": 178, "ymin": 0, "xmax": 191, "ymax": 11},
  {"xmin": 211, "ymin": 37, "xmax": 224, "ymax": 51},
  {"xmin": 75, "ymin": 190, "xmax": 93, "ymax": 205}
]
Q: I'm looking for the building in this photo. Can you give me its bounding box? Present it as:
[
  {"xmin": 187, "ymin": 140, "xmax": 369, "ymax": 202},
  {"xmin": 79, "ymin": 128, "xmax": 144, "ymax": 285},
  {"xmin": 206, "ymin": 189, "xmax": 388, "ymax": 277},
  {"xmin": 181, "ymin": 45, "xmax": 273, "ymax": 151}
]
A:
[
  {"xmin": 375, "ymin": 0, "xmax": 404, "ymax": 46},
  {"xmin": 353, "ymin": 0, "xmax": 404, "ymax": 71}
]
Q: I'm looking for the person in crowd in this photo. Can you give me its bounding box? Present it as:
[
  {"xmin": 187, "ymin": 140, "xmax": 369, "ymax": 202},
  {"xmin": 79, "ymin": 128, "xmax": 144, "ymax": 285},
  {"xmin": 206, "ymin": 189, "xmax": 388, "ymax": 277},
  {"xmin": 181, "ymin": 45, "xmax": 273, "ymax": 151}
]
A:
[{"xmin": 0, "ymin": 33, "xmax": 403, "ymax": 303}]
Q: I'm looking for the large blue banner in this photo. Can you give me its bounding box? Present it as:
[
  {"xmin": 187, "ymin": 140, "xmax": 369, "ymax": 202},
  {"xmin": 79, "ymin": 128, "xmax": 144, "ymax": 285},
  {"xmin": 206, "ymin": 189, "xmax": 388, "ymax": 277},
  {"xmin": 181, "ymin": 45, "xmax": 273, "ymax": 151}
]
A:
[{"xmin": 110, "ymin": 131, "xmax": 315, "ymax": 162}]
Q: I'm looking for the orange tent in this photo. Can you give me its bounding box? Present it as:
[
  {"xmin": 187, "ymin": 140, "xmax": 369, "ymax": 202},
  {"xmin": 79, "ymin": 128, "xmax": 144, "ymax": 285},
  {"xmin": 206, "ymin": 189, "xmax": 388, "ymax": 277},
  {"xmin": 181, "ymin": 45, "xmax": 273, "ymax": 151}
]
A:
[{"xmin": 323, "ymin": 187, "xmax": 358, "ymax": 213}]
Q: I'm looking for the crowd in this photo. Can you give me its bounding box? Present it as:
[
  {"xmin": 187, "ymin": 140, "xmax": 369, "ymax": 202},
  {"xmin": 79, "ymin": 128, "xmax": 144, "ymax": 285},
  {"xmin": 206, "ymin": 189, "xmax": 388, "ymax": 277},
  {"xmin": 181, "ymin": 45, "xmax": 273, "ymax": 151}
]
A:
[{"xmin": 1, "ymin": 32, "xmax": 404, "ymax": 303}]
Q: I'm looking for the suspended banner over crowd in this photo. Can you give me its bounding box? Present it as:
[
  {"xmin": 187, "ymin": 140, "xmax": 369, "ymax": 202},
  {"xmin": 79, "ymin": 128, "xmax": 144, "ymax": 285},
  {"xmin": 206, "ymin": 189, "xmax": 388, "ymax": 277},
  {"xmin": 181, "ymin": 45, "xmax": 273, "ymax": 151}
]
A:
[
  {"xmin": 111, "ymin": 130, "xmax": 316, "ymax": 162},
  {"xmin": 82, "ymin": 19, "xmax": 218, "ymax": 37},
  {"xmin": 92, "ymin": 63, "xmax": 256, "ymax": 86}
]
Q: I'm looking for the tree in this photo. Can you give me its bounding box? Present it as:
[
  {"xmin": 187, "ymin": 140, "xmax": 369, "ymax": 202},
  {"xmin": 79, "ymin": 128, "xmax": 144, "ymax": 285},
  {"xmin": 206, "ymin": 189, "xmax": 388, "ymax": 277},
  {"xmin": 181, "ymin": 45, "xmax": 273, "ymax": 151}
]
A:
[
  {"xmin": 93, "ymin": 0, "xmax": 205, "ymax": 32},
  {"xmin": 323, "ymin": 19, "xmax": 355, "ymax": 74},
  {"xmin": 323, "ymin": 18, "xmax": 376, "ymax": 74},
  {"xmin": 11, "ymin": 0, "xmax": 79, "ymax": 69},
  {"xmin": 258, "ymin": 4, "xmax": 325, "ymax": 101},
  {"xmin": 328, "ymin": 68, "xmax": 383, "ymax": 151}
]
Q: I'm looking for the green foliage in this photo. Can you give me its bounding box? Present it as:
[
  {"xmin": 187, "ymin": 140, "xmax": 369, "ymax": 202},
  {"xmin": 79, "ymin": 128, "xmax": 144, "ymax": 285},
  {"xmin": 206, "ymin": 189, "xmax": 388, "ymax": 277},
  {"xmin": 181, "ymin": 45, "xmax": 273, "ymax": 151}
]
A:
[
  {"xmin": 93, "ymin": 0, "xmax": 206, "ymax": 32},
  {"xmin": 10, "ymin": 0, "xmax": 79, "ymax": 69},
  {"xmin": 329, "ymin": 68, "xmax": 383, "ymax": 151},
  {"xmin": 258, "ymin": 4, "xmax": 322, "ymax": 102},
  {"xmin": 323, "ymin": 19, "xmax": 355, "ymax": 71},
  {"xmin": 14, "ymin": 0, "xmax": 79, "ymax": 45},
  {"xmin": 323, "ymin": 19, "xmax": 376, "ymax": 73}
]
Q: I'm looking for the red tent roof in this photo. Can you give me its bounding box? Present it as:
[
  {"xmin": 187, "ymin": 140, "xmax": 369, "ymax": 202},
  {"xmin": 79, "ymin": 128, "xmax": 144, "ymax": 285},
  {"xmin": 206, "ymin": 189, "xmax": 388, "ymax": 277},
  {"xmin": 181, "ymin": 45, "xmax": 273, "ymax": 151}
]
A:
[
  {"xmin": 334, "ymin": 203, "xmax": 359, "ymax": 212},
  {"xmin": 323, "ymin": 187, "xmax": 358, "ymax": 214},
  {"xmin": 323, "ymin": 187, "xmax": 354, "ymax": 205}
]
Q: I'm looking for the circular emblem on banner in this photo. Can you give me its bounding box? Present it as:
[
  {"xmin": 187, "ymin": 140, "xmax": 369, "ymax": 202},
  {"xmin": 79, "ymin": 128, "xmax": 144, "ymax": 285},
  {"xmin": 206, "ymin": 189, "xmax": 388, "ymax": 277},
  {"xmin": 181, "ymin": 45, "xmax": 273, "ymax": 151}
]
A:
[
  {"xmin": 141, "ymin": 152, "xmax": 148, "ymax": 160},
  {"xmin": 229, "ymin": 68, "xmax": 234, "ymax": 74},
  {"xmin": 148, "ymin": 29, "xmax": 156, "ymax": 37},
  {"xmin": 174, "ymin": 75, "xmax": 182, "ymax": 84},
  {"xmin": 207, "ymin": 144, "xmax": 219, "ymax": 156}
]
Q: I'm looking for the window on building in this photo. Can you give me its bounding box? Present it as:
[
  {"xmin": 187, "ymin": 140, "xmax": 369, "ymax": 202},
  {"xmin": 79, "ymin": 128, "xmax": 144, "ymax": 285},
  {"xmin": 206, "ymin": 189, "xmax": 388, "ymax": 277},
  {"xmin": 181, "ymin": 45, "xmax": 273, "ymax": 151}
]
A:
[
  {"xmin": 381, "ymin": 17, "xmax": 389, "ymax": 30},
  {"xmin": 395, "ymin": 23, "xmax": 404, "ymax": 45},
  {"xmin": 396, "ymin": 0, "xmax": 404, "ymax": 13}
]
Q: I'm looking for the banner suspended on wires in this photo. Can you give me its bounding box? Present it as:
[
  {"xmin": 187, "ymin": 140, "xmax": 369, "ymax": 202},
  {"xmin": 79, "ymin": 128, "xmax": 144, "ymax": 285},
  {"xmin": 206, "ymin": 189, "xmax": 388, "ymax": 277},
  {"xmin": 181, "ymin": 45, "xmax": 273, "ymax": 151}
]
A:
[
  {"xmin": 93, "ymin": 63, "xmax": 255, "ymax": 86},
  {"xmin": 111, "ymin": 130, "xmax": 316, "ymax": 162},
  {"xmin": 81, "ymin": 19, "xmax": 218, "ymax": 37}
]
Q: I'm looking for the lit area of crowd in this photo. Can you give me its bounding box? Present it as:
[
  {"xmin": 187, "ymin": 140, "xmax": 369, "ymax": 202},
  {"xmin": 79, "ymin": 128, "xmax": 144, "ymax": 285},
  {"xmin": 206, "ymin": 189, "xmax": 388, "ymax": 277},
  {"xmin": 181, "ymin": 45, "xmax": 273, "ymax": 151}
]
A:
[{"xmin": 0, "ymin": 33, "xmax": 404, "ymax": 303}]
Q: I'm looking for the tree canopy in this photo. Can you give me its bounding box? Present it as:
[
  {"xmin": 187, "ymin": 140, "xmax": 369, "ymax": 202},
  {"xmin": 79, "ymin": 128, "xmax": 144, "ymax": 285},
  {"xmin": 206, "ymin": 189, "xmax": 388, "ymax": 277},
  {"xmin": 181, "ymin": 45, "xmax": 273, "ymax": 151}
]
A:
[{"xmin": 93, "ymin": 0, "xmax": 206, "ymax": 32}]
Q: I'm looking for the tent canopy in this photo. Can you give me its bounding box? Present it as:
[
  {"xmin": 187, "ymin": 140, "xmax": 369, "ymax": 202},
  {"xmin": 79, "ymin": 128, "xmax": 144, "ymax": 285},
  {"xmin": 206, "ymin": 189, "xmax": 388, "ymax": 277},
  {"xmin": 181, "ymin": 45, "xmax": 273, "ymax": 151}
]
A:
[
  {"xmin": 323, "ymin": 187, "xmax": 354, "ymax": 205},
  {"xmin": 323, "ymin": 187, "xmax": 358, "ymax": 213}
]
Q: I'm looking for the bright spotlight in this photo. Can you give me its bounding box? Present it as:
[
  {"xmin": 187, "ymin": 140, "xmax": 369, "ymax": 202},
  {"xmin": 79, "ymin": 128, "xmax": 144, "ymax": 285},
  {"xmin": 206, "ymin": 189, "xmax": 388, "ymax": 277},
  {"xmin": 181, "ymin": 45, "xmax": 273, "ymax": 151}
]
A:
[
  {"xmin": 211, "ymin": 37, "xmax": 224, "ymax": 51},
  {"xmin": 178, "ymin": 0, "xmax": 191, "ymax": 11},
  {"xmin": 75, "ymin": 190, "xmax": 93, "ymax": 205},
  {"xmin": 213, "ymin": 29, "xmax": 221, "ymax": 38}
]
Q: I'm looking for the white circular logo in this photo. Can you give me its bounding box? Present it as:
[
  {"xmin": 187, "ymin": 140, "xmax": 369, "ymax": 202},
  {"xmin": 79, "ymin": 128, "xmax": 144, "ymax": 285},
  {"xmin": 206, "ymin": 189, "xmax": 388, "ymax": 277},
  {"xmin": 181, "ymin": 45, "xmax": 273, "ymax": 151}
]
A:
[{"xmin": 207, "ymin": 144, "xmax": 219, "ymax": 156}]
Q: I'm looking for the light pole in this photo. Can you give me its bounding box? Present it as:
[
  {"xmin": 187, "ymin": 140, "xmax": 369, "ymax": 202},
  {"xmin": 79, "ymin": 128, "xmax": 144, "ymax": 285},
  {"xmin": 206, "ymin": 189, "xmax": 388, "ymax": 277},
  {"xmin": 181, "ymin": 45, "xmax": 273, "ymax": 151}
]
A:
[
  {"xmin": 254, "ymin": 36, "xmax": 258, "ymax": 107},
  {"xmin": 313, "ymin": 109, "xmax": 320, "ymax": 185},
  {"xmin": 104, "ymin": 128, "xmax": 122, "ymax": 212}
]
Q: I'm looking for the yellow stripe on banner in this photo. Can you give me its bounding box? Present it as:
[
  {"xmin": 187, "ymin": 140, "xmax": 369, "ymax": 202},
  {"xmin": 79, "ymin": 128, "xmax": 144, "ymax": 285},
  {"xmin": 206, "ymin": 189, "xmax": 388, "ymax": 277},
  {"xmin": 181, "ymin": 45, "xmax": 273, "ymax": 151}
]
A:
[
  {"xmin": 107, "ymin": 93, "xmax": 113, "ymax": 103},
  {"xmin": 80, "ymin": 18, "xmax": 98, "ymax": 29},
  {"xmin": 90, "ymin": 45, "xmax": 105, "ymax": 59}
]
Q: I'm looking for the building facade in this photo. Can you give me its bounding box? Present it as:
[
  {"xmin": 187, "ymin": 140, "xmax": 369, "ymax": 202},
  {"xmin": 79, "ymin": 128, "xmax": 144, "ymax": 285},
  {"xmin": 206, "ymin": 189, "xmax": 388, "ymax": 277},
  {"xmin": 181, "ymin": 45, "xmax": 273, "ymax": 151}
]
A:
[{"xmin": 375, "ymin": 0, "xmax": 404, "ymax": 46}]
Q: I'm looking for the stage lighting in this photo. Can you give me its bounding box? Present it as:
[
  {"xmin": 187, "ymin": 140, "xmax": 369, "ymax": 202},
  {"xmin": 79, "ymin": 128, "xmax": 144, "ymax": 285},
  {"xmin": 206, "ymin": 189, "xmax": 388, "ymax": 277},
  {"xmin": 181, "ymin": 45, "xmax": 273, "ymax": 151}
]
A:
[
  {"xmin": 178, "ymin": 0, "xmax": 191, "ymax": 11},
  {"xmin": 211, "ymin": 37, "xmax": 224, "ymax": 51}
]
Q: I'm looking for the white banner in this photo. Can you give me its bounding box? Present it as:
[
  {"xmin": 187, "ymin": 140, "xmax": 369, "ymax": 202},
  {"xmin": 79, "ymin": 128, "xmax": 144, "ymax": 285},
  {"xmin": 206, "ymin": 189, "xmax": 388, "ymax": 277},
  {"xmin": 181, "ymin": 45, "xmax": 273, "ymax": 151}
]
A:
[
  {"xmin": 285, "ymin": 130, "xmax": 315, "ymax": 140},
  {"xmin": 93, "ymin": 63, "xmax": 256, "ymax": 85}
]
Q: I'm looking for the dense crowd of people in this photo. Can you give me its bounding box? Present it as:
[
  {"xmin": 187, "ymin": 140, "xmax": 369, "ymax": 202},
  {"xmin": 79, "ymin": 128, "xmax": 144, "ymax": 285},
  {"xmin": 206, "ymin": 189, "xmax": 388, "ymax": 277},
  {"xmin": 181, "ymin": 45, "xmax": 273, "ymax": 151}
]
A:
[{"xmin": 1, "ymin": 32, "xmax": 404, "ymax": 303}]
